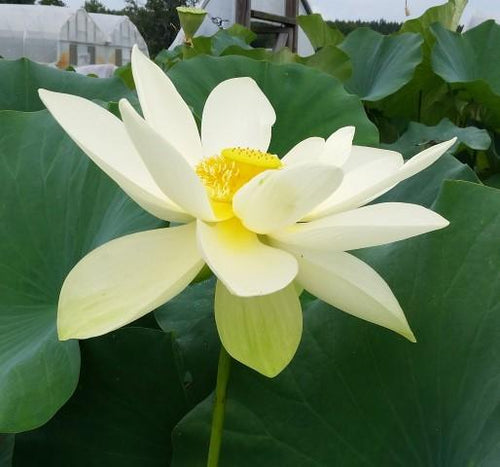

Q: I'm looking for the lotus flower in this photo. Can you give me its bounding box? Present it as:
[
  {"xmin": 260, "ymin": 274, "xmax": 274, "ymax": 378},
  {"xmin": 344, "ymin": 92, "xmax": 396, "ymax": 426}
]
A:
[{"xmin": 38, "ymin": 46, "xmax": 454, "ymax": 377}]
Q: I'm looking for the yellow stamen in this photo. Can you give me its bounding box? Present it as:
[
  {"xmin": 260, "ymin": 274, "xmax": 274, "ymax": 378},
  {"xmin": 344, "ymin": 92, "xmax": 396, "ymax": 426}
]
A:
[{"xmin": 196, "ymin": 147, "xmax": 282, "ymax": 203}]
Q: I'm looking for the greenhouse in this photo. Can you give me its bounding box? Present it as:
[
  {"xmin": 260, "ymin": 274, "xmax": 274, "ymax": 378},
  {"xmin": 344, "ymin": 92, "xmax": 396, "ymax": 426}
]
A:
[{"xmin": 0, "ymin": 5, "xmax": 148, "ymax": 67}]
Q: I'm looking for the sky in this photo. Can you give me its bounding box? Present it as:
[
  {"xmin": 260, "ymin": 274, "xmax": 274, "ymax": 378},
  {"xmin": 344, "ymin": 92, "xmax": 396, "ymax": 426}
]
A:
[{"xmin": 64, "ymin": 0, "xmax": 500, "ymax": 25}]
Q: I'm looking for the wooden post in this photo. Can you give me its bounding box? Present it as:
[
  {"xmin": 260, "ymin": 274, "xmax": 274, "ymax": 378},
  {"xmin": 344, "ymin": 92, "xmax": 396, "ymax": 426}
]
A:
[
  {"xmin": 236, "ymin": 0, "xmax": 251, "ymax": 27},
  {"xmin": 285, "ymin": 0, "xmax": 298, "ymax": 51}
]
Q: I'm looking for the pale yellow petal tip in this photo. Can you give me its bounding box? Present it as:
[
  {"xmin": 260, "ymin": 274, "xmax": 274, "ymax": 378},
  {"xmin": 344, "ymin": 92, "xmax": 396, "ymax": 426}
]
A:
[
  {"xmin": 38, "ymin": 88, "xmax": 56, "ymax": 106},
  {"xmin": 401, "ymin": 327, "xmax": 417, "ymax": 343},
  {"xmin": 338, "ymin": 125, "xmax": 356, "ymax": 137},
  {"xmin": 442, "ymin": 137, "xmax": 458, "ymax": 151},
  {"xmin": 227, "ymin": 348, "xmax": 292, "ymax": 378},
  {"xmin": 56, "ymin": 321, "xmax": 76, "ymax": 342},
  {"xmin": 131, "ymin": 44, "xmax": 146, "ymax": 64},
  {"xmin": 440, "ymin": 217, "xmax": 451, "ymax": 229},
  {"xmin": 118, "ymin": 98, "xmax": 132, "ymax": 118}
]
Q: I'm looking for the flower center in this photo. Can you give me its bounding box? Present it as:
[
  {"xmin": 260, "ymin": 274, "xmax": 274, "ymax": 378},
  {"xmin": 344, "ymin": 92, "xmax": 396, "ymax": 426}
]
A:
[{"xmin": 196, "ymin": 147, "xmax": 282, "ymax": 203}]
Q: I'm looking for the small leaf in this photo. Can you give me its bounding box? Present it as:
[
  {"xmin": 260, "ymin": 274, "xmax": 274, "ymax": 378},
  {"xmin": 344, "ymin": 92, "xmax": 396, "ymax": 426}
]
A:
[
  {"xmin": 297, "ymin": 14, "xmax": 344, "ymax": 50},
  {"xmin": 382, "ymin": 119, "xmax": 491, "ymax": 157},
  {"xmin": 339, "ymin": 28, "xmax": 423, "ymax": 101}
]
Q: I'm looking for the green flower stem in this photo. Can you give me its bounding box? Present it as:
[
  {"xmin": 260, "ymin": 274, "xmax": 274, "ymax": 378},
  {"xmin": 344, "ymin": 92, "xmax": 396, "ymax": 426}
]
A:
[{"xmin": 207, "ymin": 346, "xmax": 232, "ymax": 467}]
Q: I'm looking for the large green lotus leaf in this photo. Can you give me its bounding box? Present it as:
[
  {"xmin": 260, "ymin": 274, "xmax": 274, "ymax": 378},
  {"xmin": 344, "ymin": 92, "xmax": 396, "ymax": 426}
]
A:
[
  {"xmin": 382, "ymin": 118, "xmax": 491, "ymax": 157},
  {"xmin": 155, "ymin": 277, "xmax": 219, "ymax": 406},
  {"xmin": 296, "ymin": 13, "xmax": 344, "ymax": 50},
  {"xmin": 172, "ymin": 181, "xmax": 500, "ymax": 466},
  {"xmin": 338, "ymin": 28, "xmax": 423, "ymax": 101},
  {"xmin": 221, "ymin": 44, "xmax": 352, "ymax": 83},
  {"xmin": 300, "ymin": 46, "xmax": 351, "ymax": 82},
  {"xmin": 431, "ymin": 21, "xmax": 500, "ymax": 127},
  {"xmin": 167, "ymin": 55, "xmax": 378, "ymax": 152},
  {"xmin": 376, "ymin": 0, "xmax": 466, "ymax": 126},
  {"xmin": 0, "ymin": 435, "xmax": 14, "ymax": 466},
  {"xmin": 0, "ymin": 111, "xmax": 163, "ymax": 432},
  {"xmin": 0, "ymin": 58, "xmax": 134, "ymax": 112},
  {"xmin": 13, "ymin": 328, "xmax": 189, "ymax": 466}
]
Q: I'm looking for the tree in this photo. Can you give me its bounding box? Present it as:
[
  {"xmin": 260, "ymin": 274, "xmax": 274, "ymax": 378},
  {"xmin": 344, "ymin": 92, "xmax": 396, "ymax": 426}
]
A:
[
  {"xmin": 124, "ymin": 0, "xmax": 186, "ymax": 57},
  {"xmin": 328, "ymin": 19, "xmax": 401, "ymax": 36},
  {"xmin": 84, "ymin": 0, "xmax": 108, "ymax": 13},
  {"xmin": 38, "ymin": 0, "xmax": 66, "ymax": 5}
]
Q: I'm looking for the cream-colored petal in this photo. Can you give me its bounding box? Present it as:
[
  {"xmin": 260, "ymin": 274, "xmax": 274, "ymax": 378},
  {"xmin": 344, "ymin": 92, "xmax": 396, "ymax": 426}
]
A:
[
  {"xmin": 271, "ymin": 202, "xmax": 449, "ymax": 252},
  {"xmin": 281, "ymin": 137, "xmax": 325, "ymax": 166},
  {"xmin": 305, "ymin": 147, "xmax": 404, "ymax": 220},
  {"xmin": 343, "ymin": 145, "xmax": 403, "ymax": 171},
  {"xmin": 215, "ymin": 281, "xmax": 302, "ymax": 377},
  {"xmin": 119, "ymin": 99, "xmax": 217, "ymax": 222},
  {"xmin": 233, "ymin": 164, "xmax": 343, "ymax": 234},
  {"xmin": 396, "ymin": 138, "xmax": 457, "ymax": 180},
  {"xmin": 308, "ymin": 139, "xmax": 456, "ymax": 220},
  {"xmin": 344, "ymin": 138, "xmax": 457, "ymax": 207},
  {"xmin": 58, "ymin": 223, "xmax": 204, "ymax": 340},
  {"xmin": 320, "ymin": 126, "xmax": 355, "ymax": 166},
  {"xmin": 294, "ymin": 249, "xmax": 415, "ymax": 341},
  {"xmin": 196, "ymin": 218, "xmax": 298, "ymax": 297},
  {"xmin": 38, "ymin": 89, "xmax": 190, "ymax": 223},
  {"xmin": 201, "ymin": 77, "xmax": 276, "ymax": 157},
  {"xmin": 131, "ymin": 45, "xmax": 202, "ymax": 165}
]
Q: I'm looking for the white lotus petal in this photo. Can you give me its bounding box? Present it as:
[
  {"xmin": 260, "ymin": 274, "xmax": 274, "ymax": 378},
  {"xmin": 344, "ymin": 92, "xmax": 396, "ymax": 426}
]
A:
[
  {"xmin": 344, "ymin": 145, "xmax": 403, "ymax": 171},
  {"xmin": 201, "ymin": 77, "xmax": 276, "ymax": 157},
  {"xmin": 281, "ymin": 137, "xmax": 325, "ymax": 166},
  {"xmin": 308, "ymin": 139, "xmax": 456, "ymax": 220},
  {"xmin": 39, "ymin": 89, "xmax": 191, "ymax": 223},
  {"xmin": 215, "ymin": 281, "xmax": 302, "ymax": 378},
  {"xmin": 233, "ymin": 164, "xmax": 343, "ymax": 234},
  {"xmin": 131, "ymin": 45, "xmax": 202, "ymax": 165},
  {"xmin": 306, "ymin": 148, "xmax": 404, "ymax": 220},
  {"xmin": 295, "ymin": 250, "xmax": 416, "ymax": 341},
  {"xmin": 196, "ymin": 218, "xmax": 297, "ymax": 297},
  {"xmin": 119, "ymin": 99, "xmax": 217, "ymax": 222},
  {"xmin": 271, "ymin": 202, "xmax": 449, "ymax": 252},
  {"xmin": 320, "ymin": 126, "xmax": 355, "ymax": 166},
  {"xmin": 58, "ymin": 223, "xmax": 204, "ymax": 340},
  {"xmin": 396, "ymin": 138, "xmax": 457, "ymax": 180}
]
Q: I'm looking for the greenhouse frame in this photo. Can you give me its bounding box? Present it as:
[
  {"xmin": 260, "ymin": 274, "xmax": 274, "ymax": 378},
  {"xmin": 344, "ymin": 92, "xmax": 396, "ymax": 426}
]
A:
[{"xmin": 0, "ymin": 4, "xmax": 148, "ymax": 68}]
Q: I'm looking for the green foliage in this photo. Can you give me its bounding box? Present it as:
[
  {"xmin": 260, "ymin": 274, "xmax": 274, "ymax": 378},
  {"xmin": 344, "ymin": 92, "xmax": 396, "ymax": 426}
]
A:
[
  {"xmin": 0, "ymin": 435, "xmax": 14, "ymax": 466},
  {"xmin": 3, "ymin": 1, "xmax": 500, "ymax": 464},
  {"xmin": 124, "ymin": 0, "xmax": 186, "ymax": 57},
  {"xmin": 431, "ymin": 20, "xmax": 500, "ymax": 128},
  {"xmin": 155, "ymin": 277, "xmax": 219, "ymax": 404},
  {"xmin": 329, "ymin": 18, "xmax": 402, "ymax": 36},
  {"xmin": 374, "ymin": 0, "xmax": 467, "ymax": 130},
  {"xmin": 83, "ymin": 0, "xmax": 108, "ymax": 13},
  {"xmin": 14, "ymin": 328, "xmax": 191, "ymax": 466},
  {"xmin": 0, "ymin": 58, "xmax": 133, "ymax": 111},
  {"xmin": 339, "ymin": 28, "xmax": 423, "ymax": 101},
  {"xmin": 382, "ymin": 118, "xmax": 491, "ymax": 157},
  {"xmin": 37, "ymin": 0, "xmax": 66, "ymax": 5},
  {"xmin": 297, "ymin": 13, "xmax": 344, "ymax": 50},
  {"xmin": 154, "ymin": 26, "xmax": 352, "ymax": 83}
]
